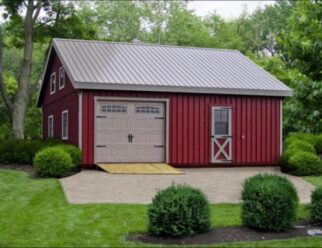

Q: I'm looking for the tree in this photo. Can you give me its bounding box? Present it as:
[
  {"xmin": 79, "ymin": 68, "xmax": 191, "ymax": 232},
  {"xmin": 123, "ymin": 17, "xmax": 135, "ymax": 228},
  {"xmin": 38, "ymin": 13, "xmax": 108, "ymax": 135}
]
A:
[
  {"xmin": 279, "ymin": 0, "xmax": 322, "ymax": 81},
  {"xmin": 94, "ymin": 1, "xmax": 142, "ymax": 42},
  {"xmin": 204, "ymin": 12, "xmax": 245, "ymax": 51},
  {"xmin": 236, "ymin": 1, "xmax": 294, "ymax": 56},
  {"xmin": 0, "ymin": 0, "xmax": 98, "ymax": 139}
]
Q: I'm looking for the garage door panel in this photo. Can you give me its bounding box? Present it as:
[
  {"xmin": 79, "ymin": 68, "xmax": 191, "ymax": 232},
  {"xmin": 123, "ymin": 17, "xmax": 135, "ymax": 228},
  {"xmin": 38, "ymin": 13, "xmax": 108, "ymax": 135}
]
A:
[
  {"xmin": 96, "ymin": 131, "xmax": 129, "ymax": 145},
  {"xmin": 149, "ymin": 131, "xmax": 164, "ymax": 144},
  {"xmin": 95, "ymin": 100, "xmax": 165, "ymax": 163}
]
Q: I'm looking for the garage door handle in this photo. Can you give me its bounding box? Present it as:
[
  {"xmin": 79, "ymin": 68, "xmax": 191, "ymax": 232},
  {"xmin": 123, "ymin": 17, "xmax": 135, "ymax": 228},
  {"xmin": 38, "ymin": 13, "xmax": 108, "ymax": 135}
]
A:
[
  {"xmin": 155, "ymin": 117, "xmax": 164, "ymax": 119},
  {"xmin": 96, "ymin": 116, "xmax": 107, "ymax": 118},
  {"xmin": 154, "ymin": 145, "xmax": 164, "ymax": 148},
  {"xmin": 96, "ymin": 145, "xmax": 106, "ymax": 148}
]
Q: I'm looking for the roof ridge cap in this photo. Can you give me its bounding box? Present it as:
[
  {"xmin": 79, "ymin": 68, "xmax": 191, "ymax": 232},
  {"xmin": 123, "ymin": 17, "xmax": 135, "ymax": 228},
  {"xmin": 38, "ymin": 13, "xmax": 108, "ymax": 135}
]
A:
[{"xmin": 53, "ymin": 38, "xmax": 239, "ymax": 53}]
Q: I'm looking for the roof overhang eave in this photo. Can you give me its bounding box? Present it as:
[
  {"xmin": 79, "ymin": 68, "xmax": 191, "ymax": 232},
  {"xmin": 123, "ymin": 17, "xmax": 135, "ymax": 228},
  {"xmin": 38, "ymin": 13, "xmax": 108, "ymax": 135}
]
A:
[{"xmin": 74, "ymin": 82, "xmax": 293, "ymax": 97}]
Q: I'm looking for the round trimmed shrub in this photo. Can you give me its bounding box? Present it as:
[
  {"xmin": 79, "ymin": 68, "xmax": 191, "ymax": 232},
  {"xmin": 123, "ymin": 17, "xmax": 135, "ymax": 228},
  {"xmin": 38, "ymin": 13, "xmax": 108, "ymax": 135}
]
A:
[
  {"xmin": 311, "ymin": 186, "xmax": 322, "ymax": 225},
  {"xmin": 288, "ymin": 151, "xmax": 322, "ymax": 176},
  {"xmin": 288, "ymin": 140, "xmax": 316, "ymax": 154},
  {"xmin": 148, "ymin": 184, "xmax": 211, "ymax": 237},
  {"xmin": 33, "ymin": 147, "xmax": 73, "ymax": 178},
  {"xmin": 56, "ymin": 144, "xmax": 82, "ymax": 168},
  {"xmin": 241, "ymin": 174, "xmax": 298, "ymax": 232}
]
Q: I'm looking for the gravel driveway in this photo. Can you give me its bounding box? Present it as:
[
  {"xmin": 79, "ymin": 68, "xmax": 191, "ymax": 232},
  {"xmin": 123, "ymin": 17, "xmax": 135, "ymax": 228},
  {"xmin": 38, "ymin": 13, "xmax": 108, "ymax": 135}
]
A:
[{"xmin": 60, "ymin": 167, "xmax": 314, "ymax": 204}]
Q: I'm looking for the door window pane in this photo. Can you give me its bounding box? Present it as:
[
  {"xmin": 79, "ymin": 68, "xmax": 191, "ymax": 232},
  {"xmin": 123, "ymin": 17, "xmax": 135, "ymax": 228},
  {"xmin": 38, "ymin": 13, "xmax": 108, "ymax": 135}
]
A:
[{"xmin": 214, "ymin": 109, "xmax": 229, "ymax": 135}]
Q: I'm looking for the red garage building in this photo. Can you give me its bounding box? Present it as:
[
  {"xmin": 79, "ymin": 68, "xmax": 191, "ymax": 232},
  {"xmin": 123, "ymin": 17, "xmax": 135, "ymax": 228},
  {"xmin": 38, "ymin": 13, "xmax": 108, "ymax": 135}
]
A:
[{"xmin": 37, "ymin": 39, "xmax": 292, "ymax": 168}]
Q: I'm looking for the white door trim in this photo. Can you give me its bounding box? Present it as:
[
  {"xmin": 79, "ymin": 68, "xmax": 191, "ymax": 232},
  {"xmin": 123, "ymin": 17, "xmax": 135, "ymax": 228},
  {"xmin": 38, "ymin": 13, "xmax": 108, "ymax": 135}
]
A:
[
  {"xmin": 93, "ymin": 96, "xmax": 170, "ymax": 164},
  {"xmin": 211, "ymin": 106, "xmax": 232, "ymax": 163}
]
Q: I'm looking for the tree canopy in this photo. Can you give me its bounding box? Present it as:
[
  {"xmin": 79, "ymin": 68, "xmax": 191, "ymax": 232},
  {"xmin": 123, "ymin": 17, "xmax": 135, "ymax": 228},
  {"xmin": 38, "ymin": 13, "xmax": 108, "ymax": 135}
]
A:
[{"xmin": 0, "ymin": 0, "xmax": 321, "ymax": 139}]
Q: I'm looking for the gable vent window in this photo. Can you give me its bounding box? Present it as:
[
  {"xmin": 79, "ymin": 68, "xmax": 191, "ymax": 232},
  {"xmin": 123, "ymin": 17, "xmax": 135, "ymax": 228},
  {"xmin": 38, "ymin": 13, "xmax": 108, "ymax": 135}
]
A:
[
  {"xmin": 50, "ymin": 73, "xmax": 56, "ymax": 95},
  {"xmin": 48, "ymin": 115, "xmax": 54, "ymax": 138},
  {"xmin": 101, "ymin": 104, "xmax": 127, "ymax": 113},
  {"xmin": 136, "ymin": 106, "xmax": 160, "ymax": 114},
  {"xmin": 62, "ymin": 110, "xmax": 68, "ymax": 140},
  {"xmin": 59, "ymin": 67, "xmax": 65, "ymax": 89}
]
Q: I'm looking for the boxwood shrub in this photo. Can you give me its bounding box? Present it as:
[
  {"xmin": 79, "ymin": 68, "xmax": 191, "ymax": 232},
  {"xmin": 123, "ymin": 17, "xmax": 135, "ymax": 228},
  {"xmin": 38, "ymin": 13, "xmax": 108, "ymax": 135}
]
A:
[
  {"xmin": 288, "ymin": 151, "xmax": 322, "ymax": 176},
  {"xmin": 56, "ymin": 144, "xmax": 82, "ymax": 169},
  {"xmin": 287, "ymin": 140, "xmax": 316, "ymax": 154},
  {"xmin": 33, "ymin": 147, "xmax": 73, "ymax": 178},
  {"xmin": 281, "ymin": 133, "xmax": 322, "ymax": 176},
  {"xmin": 311, "ymin": 186, "xmax": 322, "ymax": 226},
  {"xmin": 241, "ymin": 174, "xmax": 298, "ymax": 232},
  {"xmin": 148, "ymin": 184, "xmax": 211, "ymax": 237}
]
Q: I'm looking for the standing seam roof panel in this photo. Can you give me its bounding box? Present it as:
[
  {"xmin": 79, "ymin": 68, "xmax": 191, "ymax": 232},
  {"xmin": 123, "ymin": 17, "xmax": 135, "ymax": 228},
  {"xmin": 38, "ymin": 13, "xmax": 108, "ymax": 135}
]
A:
[{"xmin": 52, "ymin": 39, "xmax": 292, "ymax": 97}]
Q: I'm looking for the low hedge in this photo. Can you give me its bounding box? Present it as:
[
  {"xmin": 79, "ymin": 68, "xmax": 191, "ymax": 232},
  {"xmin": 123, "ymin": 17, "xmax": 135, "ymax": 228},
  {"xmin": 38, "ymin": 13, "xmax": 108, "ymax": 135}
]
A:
[
  {"xmin": 288, "ymin": 152, "xmax": 322, "ymax": 176},
  {"xmin": 241, "ymin": 174, "xmax": 298, "ymax": 232},
  {"xmin": 148, "ymin": 184, "xmax": 211, "ymax": 237},
  {"xmin": 281, "ymin": 133, "xmax": 322, "ymax": 176},
  {"xmin": 0, "ymin": 139, "xmax": 61, "ymax": 165},
  {"xmin": 287, "ymin": 140, "xmax": 316, "ymax": 154},
  {"xmin": 311, "ymin": 186, "xmax": 322, "ymax": 226},
  {"xmin": 33, "ymin": 147, "xmax": 73, "ymax": 178}
]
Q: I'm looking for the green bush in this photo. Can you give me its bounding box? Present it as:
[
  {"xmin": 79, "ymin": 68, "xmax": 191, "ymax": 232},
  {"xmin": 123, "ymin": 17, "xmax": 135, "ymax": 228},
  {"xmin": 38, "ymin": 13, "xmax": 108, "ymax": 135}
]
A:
[
  {"xmin": 284, "ymin": 136, "xmax": 301, "ymax": 149},
  {"xmin": 33, "ymin": 147, "xmax": 73, "ymax": 178},
  {"xmin": 0, "ymin": 139, "xmax": 62, "ymax": 165},
  {"xmin": 287, "ymin": 140, "xmax": 316, "ymax": 154},
  {"xmin": 241, "ymin": 174, "xmax": 298, "ymax": 232},
  {"xmin": 315, "ymin": 134, "xmax": 322, "ymax": 154},
  {"xmin": 148, "ymin": 184, "xmax": 211, "ymax": 237},
  {"xmin": 311, "ymin": 186, "xmax": 322, "ymax": 225},
  {"xmin": 280, "ymin": 148, "xmax": 300, "ymax": 173},
  {"xmin": 288, "ymin": 151, "xmax": 322, "ymax": 176},
  {"xmin": 292, "ymin": 133, "xmax": 317, "ymax": 147},
  {"xmin": 56, "ymin": 144, "xmax": 82, "ymax": 169}
]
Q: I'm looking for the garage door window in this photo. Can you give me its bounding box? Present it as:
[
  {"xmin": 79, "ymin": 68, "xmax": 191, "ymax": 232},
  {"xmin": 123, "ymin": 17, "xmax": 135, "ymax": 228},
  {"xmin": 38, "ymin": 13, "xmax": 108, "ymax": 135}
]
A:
[
  {"xmin": 101, "ymin": 104, "xmax": 127, "ymax": 113},
  {"xmin": 136, "ymin": 105, "xmax": 160, "ymax": 114}
]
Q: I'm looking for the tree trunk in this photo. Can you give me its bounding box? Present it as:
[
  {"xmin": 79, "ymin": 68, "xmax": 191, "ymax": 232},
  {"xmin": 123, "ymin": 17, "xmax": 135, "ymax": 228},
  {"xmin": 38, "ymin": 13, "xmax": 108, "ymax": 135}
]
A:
[{"xmin": 11, "ymin": 0, "xmax": 35, "ymax": 139}]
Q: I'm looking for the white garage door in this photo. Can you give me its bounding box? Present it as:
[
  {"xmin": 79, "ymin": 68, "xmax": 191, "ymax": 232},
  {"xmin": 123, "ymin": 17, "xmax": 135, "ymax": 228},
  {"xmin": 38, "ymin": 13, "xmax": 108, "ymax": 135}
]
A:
[{"xmin": 95, "ymin": 100, "xmax": 165, "ymax": 163}]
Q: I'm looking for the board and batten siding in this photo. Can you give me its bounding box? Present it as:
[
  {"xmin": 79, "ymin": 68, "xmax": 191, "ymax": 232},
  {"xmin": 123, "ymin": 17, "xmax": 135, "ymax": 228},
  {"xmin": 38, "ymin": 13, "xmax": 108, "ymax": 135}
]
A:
[
  {"xmin": 81, "ymin": 90, "xmax": 281, "ymax": 167},
  {"xmin": 41, "ymin": 50, "xmax": 79, "ymax": 146}
]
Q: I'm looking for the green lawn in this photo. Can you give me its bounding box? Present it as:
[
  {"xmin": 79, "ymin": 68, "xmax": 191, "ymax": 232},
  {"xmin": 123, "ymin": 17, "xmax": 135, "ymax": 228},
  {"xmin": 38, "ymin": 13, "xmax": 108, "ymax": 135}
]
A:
[
  {"xmin": 304, "ymin": 176, "xmax": 322, "ymax": 187},
  {"xmin": 1, "ymin": 169, "xmax": 322, "ymax": 247}
]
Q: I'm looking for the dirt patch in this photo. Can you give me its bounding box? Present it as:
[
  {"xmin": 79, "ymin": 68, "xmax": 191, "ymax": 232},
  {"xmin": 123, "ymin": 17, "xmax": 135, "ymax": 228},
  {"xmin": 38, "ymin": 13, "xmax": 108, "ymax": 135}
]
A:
[
  {"xmin": 0, "ymin": 164, "xmax": 80, "ymax": 179},
  {"xmin": 128, "ymin": 221, "xmax": 322, "ymax": 245}
]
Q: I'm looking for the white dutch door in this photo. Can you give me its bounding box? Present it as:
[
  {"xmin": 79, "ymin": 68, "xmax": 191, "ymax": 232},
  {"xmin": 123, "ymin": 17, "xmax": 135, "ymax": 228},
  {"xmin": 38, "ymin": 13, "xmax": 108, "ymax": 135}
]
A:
[
  {"xmin": 211, "ymin": 107, "xmax": 232, "ymax": 163},
  {"xmin": 95, "ymin": 101, "xmax": 165, "ymax": 163}
]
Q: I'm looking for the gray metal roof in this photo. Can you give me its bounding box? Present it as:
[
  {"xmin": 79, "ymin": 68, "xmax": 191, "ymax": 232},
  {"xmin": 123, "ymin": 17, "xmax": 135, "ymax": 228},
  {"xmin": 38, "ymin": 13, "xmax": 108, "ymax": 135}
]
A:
[{"xmin": 52, "ymin": 38, "xmax": 292, "ymax": 97}]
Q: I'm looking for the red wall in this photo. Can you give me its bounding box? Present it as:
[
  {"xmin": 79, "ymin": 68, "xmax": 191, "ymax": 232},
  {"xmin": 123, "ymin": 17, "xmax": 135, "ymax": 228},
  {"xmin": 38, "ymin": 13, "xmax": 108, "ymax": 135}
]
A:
[
  {"xmin": 81, "ymin": 90, "xmax": 281, "ymax": 168},
  {"xmin": 41, "ymin": 51, "xmax": 79, "ymax": 146}
]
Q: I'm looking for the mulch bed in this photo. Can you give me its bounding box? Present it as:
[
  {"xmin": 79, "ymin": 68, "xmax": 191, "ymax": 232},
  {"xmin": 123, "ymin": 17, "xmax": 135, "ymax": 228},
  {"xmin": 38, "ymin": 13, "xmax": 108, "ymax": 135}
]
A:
[
  {"xmin": 0, "ymin": 164, "xmax": 80, "ymax": 178},
  {"xmin": 128, "ymin": 221, "xmax": 322, "ymax": 245}
]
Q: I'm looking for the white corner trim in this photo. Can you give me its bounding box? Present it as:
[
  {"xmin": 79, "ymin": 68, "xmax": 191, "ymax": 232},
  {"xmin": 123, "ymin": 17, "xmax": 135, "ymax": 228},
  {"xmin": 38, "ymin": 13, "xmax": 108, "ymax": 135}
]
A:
[
  {"xmin": 280, "ymin": 99, "xmax": 283, "ymax": 155},
  {"xmin": 78, "ymin": 91, "xmax": 82, "ymax": 149},
  {"xmin": 61, "ymin": 110, "xmax": 69, "ymax": 140}
]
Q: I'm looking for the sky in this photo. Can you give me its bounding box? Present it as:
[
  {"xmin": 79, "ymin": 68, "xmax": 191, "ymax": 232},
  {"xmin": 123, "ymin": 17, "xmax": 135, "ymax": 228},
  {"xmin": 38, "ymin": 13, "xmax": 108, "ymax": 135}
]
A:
[{"xmin": 188, "ymin": 1, "xmax": 276, "ymax": 19}]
